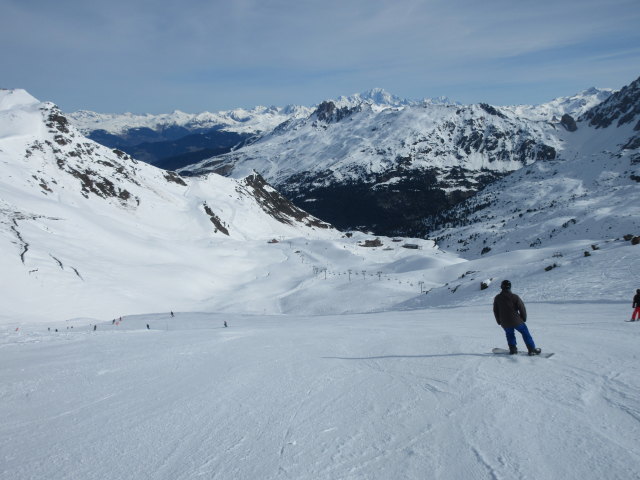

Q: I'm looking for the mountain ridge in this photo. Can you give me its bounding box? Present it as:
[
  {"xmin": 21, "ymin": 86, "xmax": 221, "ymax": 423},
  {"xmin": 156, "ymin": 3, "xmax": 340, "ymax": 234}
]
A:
[
  {"xmin": 0, "ymin": 89, "xmax": 336, "ymax": 321},
  {"xmin": 426, "ymin": 76, "xmax": 640, "ymax": 257}
]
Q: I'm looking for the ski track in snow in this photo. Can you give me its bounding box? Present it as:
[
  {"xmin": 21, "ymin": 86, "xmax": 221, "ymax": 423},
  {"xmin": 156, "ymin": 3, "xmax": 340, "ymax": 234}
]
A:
[{"xmin": 2, "ymin": 304, "xmax": 640, "ymax": 479}]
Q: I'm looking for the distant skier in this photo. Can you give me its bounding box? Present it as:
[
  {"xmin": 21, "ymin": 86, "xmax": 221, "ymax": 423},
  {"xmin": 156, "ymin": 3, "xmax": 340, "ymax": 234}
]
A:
[
  {"xmin": 493, "ymin": 280, "xmax": 541, "ymax": 355},
  {"xmin": 632, "ymin": 289, "xmax": 640, "ymax": 321},
  {"xmin": 170, "ymin": 311, "xmax": 174, "ymax": 318},
  {"xmin": 93, "ymin": 325, "xmax": 97, "ymax": 331},
  {"xmin": 224, "ymin": 321, "xmax": 228, "ymax": 328},
  {"xmin": 146, "ymin": 324, "xmax": 150, "ymax": 330}
]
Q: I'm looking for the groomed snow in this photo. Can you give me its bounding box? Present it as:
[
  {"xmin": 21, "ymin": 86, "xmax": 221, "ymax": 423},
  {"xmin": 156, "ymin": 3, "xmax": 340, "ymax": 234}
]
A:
[{"xmin": 1, "ymin": 303, "xmax": 639, "ymax": 480}]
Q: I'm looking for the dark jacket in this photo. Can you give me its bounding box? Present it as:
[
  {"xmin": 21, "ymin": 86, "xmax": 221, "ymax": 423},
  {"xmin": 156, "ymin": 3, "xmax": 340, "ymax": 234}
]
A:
[
  {"xmin": 493, "ymin": 290, "xmax": 527, "ymax": 328},
  {"xmin": 634, "ymin": 293, "xmax": 640, "ymax": 308}
]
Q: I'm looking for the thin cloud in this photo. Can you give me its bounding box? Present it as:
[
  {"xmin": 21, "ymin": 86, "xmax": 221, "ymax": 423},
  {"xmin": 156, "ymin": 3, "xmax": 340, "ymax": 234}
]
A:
[{"xmin": 2, "ymin": 0, "xmax": 638, "ymax": 112}]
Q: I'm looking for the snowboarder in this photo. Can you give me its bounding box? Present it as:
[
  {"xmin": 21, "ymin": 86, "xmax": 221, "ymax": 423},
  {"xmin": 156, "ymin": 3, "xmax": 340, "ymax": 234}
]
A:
[
  {"xmin": 632, "ymin": 289, "xmax": 640, "ymax": 321},
  {"xmin": 493, "ymin": 280, "xmax": 541, "ymax": 355}
]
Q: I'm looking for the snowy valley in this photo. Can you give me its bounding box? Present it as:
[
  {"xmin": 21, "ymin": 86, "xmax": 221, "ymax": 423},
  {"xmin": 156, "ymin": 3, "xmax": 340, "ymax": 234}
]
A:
[{"xmin": 1, "ymin": 78, "xmax": 640, "ymax": 480}]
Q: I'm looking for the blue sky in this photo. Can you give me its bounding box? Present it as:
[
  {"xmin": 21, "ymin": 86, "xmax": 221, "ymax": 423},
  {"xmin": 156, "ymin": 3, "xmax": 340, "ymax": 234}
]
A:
[{"xmin": 3, "ymin": 0, "xmax": 639, "ymax": 113}]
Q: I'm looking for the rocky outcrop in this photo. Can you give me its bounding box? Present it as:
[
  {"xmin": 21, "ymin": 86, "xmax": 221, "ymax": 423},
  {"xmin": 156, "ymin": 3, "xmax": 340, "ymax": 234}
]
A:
[
  {"xmin": 580, "ymin": 75, "xmax": 640, "ymax": 129},
  {"xmin": 314, "ymin": 101, "xmax": 362, "ymax": 123},
  {"xmin": 560, "ymin": 114, "xmax": 578, "ymax": 132},
  {"xmin": 240, "ymin": 173, "xmax": 332, "ymax": 230}
]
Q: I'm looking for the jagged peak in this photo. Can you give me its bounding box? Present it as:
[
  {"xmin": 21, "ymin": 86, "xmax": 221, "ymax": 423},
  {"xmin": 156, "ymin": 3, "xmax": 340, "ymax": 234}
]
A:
[
  {"xmin": 311, "ymin": 100, "xmax": 363, "ymax": 123},
  {"xmin": 579, "ymin": 75, "xmax": 640, "ymax": 129}
]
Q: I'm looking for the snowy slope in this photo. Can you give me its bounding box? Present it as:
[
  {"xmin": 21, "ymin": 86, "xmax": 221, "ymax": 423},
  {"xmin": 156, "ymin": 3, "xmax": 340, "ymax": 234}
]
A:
[
  {"xmin": 3, "ymin": 89, "xmax": 492, "ymax": 325},
  {"xmin": 426, "ymin": 77, "xmax": 640, "ymax": 258},
  {"xmin": 2, "ymin": 303, "xmax": 640, "ymax": 480},
  {"xmin": 3, "ymin": 89, "xmax": 640, "ymax": 480},
  {"xmin": 507, "ymin": 87, "xmax": 613, "ymax": 121},
  {"xmin": 0, "ymin": 89, "xmax": 340, "ymax": 323}
]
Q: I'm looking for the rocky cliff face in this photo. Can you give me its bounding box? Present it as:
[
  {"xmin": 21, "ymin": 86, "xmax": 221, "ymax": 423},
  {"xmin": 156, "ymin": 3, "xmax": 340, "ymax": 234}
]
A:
[
  {"xmin": 579, "ymin": 76, "xmax": 640, "ymax": 161},
  {"xmin": 580, "ymin": 76, "xmax": 640, "ymax": 130}
]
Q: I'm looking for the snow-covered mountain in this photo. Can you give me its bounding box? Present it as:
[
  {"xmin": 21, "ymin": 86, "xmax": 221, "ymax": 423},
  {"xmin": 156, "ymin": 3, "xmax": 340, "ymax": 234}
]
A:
[
  {"xmin": 67, "ymin": 88, "xmax": 445, "ymax": 138},
  {"xmin": 506, "ymin": 87, "xmax": 613, "ymax": 121},
  {"xmin": 69, "ymin": 104, "xmax": 313, "ymax": 137},
  {"xmin": 331, "ymin": 87, "xmax": 457, "ymax": 110},
  {"xmin": 65, "ymin": 89, "xmax": 455, "ymax": 172},
  {"xmin": 66, "ymin": 104, "xmax": 313, "ymax": 170},
  {"xmin": 0, "ymin": 89, "xmax": 337, "ymax": 322},
  {"xmin": 425, "ymin": 76, "xmax": 640, "ymax": 257},
  {"xmin": 180, "ymin": 102, "xmax": 556, "ymax": 233},
  {"xmin": 178, "ymin": 85, "xmax": 627, "ymax": 235}
]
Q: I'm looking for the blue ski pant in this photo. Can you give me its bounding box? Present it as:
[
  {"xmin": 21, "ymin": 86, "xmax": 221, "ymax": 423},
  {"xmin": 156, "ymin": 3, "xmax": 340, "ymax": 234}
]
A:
[{"xmin": 503, "ymin": 323, "xmax": 536, "ymax": 349}]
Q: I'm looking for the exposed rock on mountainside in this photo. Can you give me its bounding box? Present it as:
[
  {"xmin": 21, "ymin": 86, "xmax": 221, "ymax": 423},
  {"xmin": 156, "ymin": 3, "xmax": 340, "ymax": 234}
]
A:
[
  {"xmin": 425, "ymin": 75, "xmax": 640, "ymax": 257},
  {"xmin": 579, "ymin": 75, "xmax": 640, "ymax": 164},
  {"xmin": 240, "ymin": 172, "xmax": 332, "ymax": 230},
  {"xmin": 560, "ymin": 114, "xmax": 578, "ymax": 132},
  {"xmin": 580, "ymin": 76, "xmax": 640, "ymax": 129},
  {"xmin": 314, "ymin": 101, "xmax": 362, "ymax": 123}
]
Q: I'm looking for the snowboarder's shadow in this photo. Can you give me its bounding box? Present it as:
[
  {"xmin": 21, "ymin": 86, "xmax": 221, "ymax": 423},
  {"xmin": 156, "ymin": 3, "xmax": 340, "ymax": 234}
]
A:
[{"xmin": 323, "ymin": 353, "xmax": 491, "ymax": 360}]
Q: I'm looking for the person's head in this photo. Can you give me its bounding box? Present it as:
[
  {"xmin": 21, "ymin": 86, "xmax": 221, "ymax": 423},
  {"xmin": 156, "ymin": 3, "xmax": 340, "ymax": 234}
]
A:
[
  {"xmin": 501, "ymin": 280, "xmax": 512, "ymax": 291},
  {"xmin": 637, "ymin": 289, "xmax": 640, "ymax": 294}
]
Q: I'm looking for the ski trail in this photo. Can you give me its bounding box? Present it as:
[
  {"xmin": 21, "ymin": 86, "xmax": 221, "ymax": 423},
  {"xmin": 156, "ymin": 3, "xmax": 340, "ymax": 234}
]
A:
[{"xmin": 470, "ymin": 446, "xmax": 500, "ymax": 480}]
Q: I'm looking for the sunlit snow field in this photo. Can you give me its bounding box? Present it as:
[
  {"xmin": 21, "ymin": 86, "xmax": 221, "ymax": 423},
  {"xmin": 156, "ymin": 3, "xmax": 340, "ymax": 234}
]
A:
[{"xmin": 2, "ymin": 302, "xmax": 639, "ymax": 480}]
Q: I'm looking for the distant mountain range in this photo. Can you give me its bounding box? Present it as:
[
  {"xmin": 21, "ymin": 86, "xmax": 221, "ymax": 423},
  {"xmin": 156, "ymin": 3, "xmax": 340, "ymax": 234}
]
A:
[
  {"xmin": 65, "ymin": 80, "xmax": 639, "ymax": 238},
  {"xmin": 68, "ymin": 103, "xmax": 313, "ymax": 170},
  {"xmin": 176, "ymin": 86, "xmax": 621, "ymax": 235}
]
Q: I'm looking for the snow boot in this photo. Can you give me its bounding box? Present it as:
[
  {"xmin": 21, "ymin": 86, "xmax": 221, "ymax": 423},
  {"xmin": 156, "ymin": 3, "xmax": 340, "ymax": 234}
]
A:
[
  {"xmin": 528, "ymin": 347, "xmax": 542, "ymax": 356},
  {"xmin": 509, "ymin": 345, "xmax": 518, "ymax": 355}
]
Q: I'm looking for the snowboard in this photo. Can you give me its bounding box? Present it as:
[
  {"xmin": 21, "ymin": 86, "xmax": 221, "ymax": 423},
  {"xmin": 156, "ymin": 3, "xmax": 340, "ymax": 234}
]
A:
[{"xmin": 492, "ymin": 347, "xmax": 554, "ymax": 358}]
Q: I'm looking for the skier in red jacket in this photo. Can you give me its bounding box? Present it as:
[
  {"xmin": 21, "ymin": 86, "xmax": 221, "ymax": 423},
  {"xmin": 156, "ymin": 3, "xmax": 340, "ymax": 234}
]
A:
[{"xmin": 632, "ymin": 289, "xmax": 640, "ymax": 321}]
